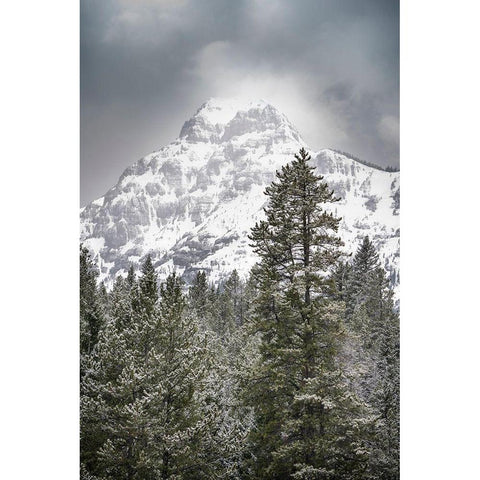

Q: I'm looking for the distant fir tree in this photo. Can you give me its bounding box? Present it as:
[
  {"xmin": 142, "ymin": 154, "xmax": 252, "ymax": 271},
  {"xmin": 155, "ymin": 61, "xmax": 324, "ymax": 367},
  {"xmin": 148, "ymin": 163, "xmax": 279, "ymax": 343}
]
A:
[
  {"xmin": 343, "ymin": 236, "xmax": 379, "ymax": 319},
  {"xmin": 331, "ymin": 260, "xmax": 352, "ymax": 303},
  {"xmin": 79, "ymin": 245, "xmax": 108, "ymax": 475},
  {"xmin": 337, "ymin": 238, "xmax": 400, "ymax": 480},
  {"xmin": 188, "ymin": 271, "xmax": 209, "ymax": 322},
  {"xmin": 98, "ymin": 281, "xmax": 110, "ymax": 318},
  {"xmin": 247, "ymin": 148, "xmax": 371, "ymax": 479},
  {"xmin": 215, "ymin": 285, "xmax": 236, "ymax": 341},
  {"xmin": 108, "ymin": 268, "xmax": 138, "ymax": 331},
  {"xmin": 80, "ymin": 245, "xmax": 104, "ymax": 356},
  {"xmin": 224, "ymin": 269, "xmax": 247, "ymax": 326},
  {"xmin": 187, "ymin": 271, "xmax": 231, "ymax": 337},
  {"xmin": 138, "ymin": 254, "xmax": 158, "ymax": 317},
  {"xmin": 361, "ymin": 267, "xmax": 399, "ymax": 480},
  {"xmin": 189, "ymin": 272, "xmax": 238, "ymax": 341}
]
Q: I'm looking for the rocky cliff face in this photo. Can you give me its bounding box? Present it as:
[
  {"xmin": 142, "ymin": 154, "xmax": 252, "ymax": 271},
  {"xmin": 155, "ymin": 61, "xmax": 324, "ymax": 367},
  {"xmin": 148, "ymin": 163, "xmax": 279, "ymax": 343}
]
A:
[{"xmin": 80, "ymin": 98, "xmax": 399, "ymax": 291}]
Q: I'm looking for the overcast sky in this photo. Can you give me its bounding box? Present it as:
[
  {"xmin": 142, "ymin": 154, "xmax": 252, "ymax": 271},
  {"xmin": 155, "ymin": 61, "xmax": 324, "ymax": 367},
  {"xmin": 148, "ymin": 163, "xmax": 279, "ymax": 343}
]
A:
[{"xmin": 81, "ymin": 0, "xmax": 399, "ymax": 205}]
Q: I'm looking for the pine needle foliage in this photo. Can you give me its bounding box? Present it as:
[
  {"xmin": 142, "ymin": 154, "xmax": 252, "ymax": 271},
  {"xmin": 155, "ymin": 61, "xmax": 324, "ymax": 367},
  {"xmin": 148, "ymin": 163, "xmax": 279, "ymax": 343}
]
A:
[{"xmin": 247, "ymin": 149, "xmax": 370, "ymax": 479}]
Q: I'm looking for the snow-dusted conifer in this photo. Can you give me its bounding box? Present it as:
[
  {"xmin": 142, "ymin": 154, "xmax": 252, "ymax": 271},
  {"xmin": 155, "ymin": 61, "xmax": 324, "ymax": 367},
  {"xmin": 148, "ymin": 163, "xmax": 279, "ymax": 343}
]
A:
[
  {"xmin": 247, "ymin": 148, "xmax": 370, "ymax": 479},
  {"xmin": 224, "ymin": 270, "xmax": 247, "ymax": 326},
  {"xmin": 339, "ymin": 240, "xmax": 400, "ymax": 479},
  {"xmin": 346, "ymin": 236, "xmax": 380, "ymax": 318},
  {"xmin": 81, "ymin": 261, "xmax": 226, "ymax": 479},
  {"xmin": 188, "ymin": 271, "xmax": 209, "ymax": 322},
  {"xmin": 80, "ymin": 245, "xmax": 104, "ymax": 355}
]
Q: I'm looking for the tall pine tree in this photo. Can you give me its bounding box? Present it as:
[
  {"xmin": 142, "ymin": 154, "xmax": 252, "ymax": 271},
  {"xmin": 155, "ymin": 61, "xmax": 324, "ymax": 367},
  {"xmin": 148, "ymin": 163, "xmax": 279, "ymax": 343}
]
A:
[{"xmin": 247, "ymin": 148, "xmax": 370, "ymax": 479}]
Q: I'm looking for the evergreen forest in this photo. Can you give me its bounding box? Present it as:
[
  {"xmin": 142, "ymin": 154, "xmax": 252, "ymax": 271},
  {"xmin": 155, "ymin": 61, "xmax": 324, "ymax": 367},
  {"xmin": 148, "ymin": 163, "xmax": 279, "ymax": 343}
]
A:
[{"xmin": 80, "ymin": 149, "xmax": 399, "ymax": 480}]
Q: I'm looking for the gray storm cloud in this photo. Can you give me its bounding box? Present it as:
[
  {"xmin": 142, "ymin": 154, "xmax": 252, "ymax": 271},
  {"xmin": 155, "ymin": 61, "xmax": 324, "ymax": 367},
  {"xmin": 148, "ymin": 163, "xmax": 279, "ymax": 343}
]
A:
[{"xmin": 81, "ymin": 0, "xmax": 398, "ymax": 205}]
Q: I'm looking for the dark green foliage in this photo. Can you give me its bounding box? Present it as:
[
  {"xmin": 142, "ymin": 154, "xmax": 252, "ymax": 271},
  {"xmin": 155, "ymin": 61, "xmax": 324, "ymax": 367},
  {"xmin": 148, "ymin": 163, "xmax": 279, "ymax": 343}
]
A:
[
  {"xmin": 138, "ymin": 254, "xmax": 158, "ymax": 317},
  {"xmin": 80, "ymin": 245, "xmax": 104, "ymax": 355},
  {"xmin": 82, "ymin": 266, "xmax": 209, "ymax": 478},
  {"xmin": 189, "ymin": 271, "xmax": 245, "ymax": 341},
  {"xmin": 331, "ymin": 260, "xmax": 352, "ymax": 302},
  {"xmin": 362, "ymin": 268, "xmax": 399, "ymax": 480},
  {"xmin": 247, "ymin": 149, "xmax": 371, "ymax": 479},
  {"xmin": 127, "ymin": 264, "xmax": 136, "ymax": 288},
  {"xmin": 81, "ymin": 258, "xmax": 254, "ymax": 480},
  {"xmin": 345, "ymin": 236, "xmax": 380, "ymax": 318},
  {"xmin": 80, "ymin": 154, "xmax": 399, "ymax": 478},
  {"xmin": 188, "ymin": 271, "xmax": 209, "ymax": 320},
  {"xmin": 335, "ymin": 238, "xmax": 400, "ymax": 479},
  {"xmin": 224, "ymin": 270, "xmax": 247, "ymax": 326}
]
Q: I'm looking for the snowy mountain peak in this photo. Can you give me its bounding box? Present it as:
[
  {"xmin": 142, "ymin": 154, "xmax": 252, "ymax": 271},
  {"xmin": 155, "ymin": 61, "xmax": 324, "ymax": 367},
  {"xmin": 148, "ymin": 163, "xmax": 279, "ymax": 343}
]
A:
[
  {"xmin": 81, "ymin": 99, "xmax": 399, "ymax": 295},
  {"xmin": 179, "ymin": 97, "xmax": 301, "ymax": 144}
]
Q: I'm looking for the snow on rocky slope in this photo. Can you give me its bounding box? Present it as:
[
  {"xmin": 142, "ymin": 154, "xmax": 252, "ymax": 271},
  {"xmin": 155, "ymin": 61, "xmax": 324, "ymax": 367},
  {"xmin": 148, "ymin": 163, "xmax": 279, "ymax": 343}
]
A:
[{"xmin": 81, "ymin": 98, "xmax": 399, "ymax": 291}]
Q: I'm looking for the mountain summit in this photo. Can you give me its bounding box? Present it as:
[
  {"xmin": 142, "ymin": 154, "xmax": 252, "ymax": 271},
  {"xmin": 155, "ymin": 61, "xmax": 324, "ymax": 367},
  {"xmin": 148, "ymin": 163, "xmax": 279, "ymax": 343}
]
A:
[
  {"xmin": 179, "ymin": 98, "xmax": 302, "ymax": 144},
  {"xmin": 81, "ymin": 98, "xmax": 399, "ymax": 290}
]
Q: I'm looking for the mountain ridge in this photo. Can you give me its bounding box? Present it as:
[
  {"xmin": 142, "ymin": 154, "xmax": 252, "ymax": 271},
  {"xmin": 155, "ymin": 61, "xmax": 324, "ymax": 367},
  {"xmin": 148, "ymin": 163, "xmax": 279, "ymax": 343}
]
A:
[{"xmin": 80, "ymin": 98, "xmax": 399, "ymax": 294}]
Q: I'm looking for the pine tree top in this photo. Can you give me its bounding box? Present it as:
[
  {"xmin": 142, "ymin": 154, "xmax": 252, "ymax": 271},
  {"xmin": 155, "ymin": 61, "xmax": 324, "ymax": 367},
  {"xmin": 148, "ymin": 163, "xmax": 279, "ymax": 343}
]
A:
[
  {"xmin": 353, "ymin": 236, "xmax": 380, "ymax": 273},
  {"xmin": 249, "ymin": 148, "xmax": 344, "ymax": 281}
]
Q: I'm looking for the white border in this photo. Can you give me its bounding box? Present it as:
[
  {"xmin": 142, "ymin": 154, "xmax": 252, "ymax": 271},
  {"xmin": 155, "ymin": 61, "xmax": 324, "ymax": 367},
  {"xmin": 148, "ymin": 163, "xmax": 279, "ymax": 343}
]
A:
[
  {"xmin": 1, "ymin": 1, "xmax": 79, "ymax": 478},
  {"xmin": 2, "ymin": 1, "xmax": 479, "ymax": 478},
  {"xmin": 401, "ymin": 1, "xmax": 480, "ymax": 478}
]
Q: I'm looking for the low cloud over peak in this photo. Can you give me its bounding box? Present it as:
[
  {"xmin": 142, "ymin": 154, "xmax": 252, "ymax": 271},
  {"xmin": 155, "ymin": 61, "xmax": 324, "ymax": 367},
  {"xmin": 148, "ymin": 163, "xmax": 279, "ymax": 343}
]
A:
[{"xmin": 81, "ymin": 0, "xmax": 398, "ymax": 205}]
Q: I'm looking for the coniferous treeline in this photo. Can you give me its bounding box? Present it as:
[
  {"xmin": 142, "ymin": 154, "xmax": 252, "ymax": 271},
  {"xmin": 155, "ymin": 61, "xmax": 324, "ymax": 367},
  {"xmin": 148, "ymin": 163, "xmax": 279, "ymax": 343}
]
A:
[{"xmin": 80, "ymin": 149, "xmax": 399, "ymax": 480}]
